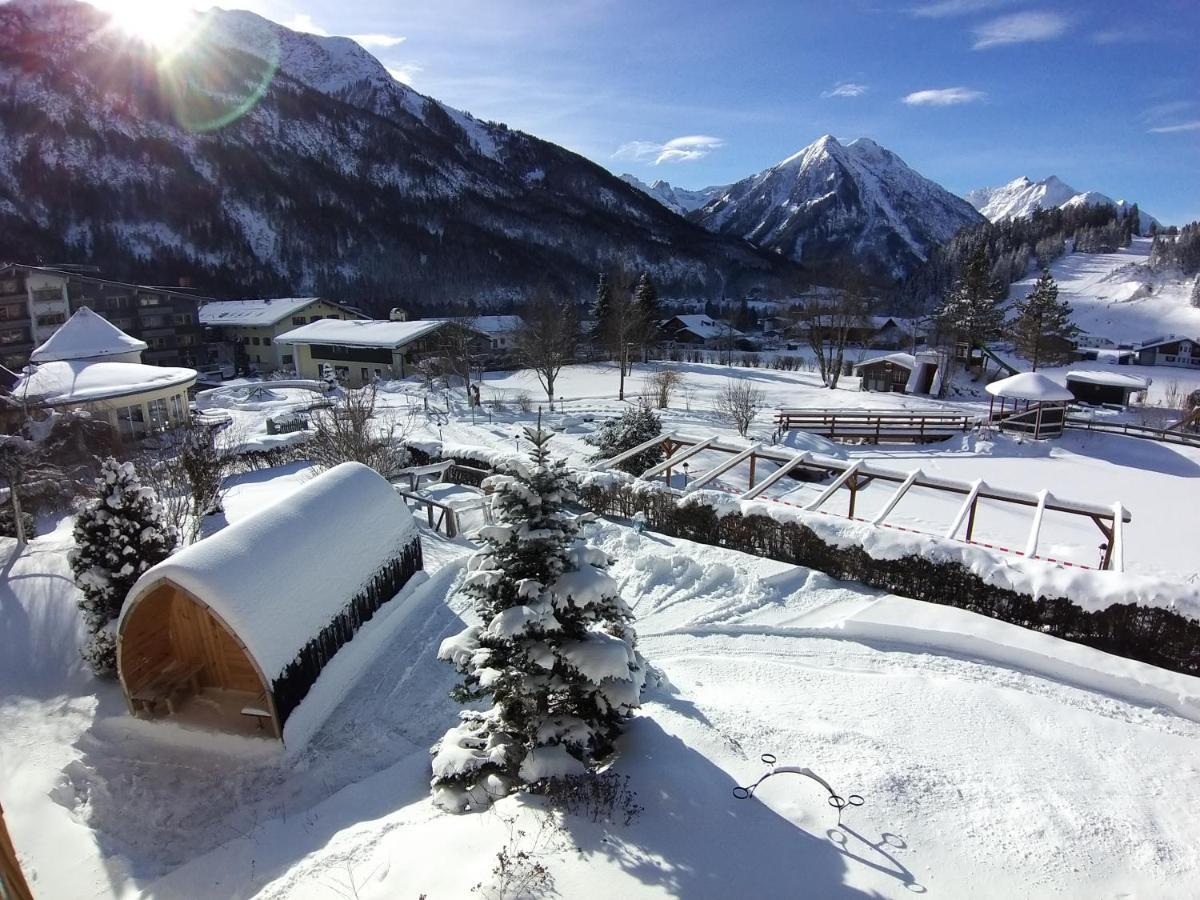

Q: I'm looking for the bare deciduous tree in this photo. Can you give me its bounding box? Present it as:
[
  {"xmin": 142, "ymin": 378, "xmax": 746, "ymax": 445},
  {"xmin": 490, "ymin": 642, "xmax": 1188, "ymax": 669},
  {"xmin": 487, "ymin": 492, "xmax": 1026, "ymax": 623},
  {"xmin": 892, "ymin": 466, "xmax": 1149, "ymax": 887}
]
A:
[
  {"xmin": 795, "ymin": 283, "xmax": 870, "ymax": 389},
  {"xmin": 516, "ymin": 285, "xmax": 579, "ymax": 409},
  {"xmin": 310, "ymin": 382, "xmax": 411, "ymax": 479},
  {"xmin": 436, "ymin": 318, "xmax": 485, "ymax": 401},
  {"xmin": 645, "ymin": 368, "xmax": 684, "ymax": 409},
  {"xmin": 716, "ymin": 379, "xmax": 767, "ymax": 437}
]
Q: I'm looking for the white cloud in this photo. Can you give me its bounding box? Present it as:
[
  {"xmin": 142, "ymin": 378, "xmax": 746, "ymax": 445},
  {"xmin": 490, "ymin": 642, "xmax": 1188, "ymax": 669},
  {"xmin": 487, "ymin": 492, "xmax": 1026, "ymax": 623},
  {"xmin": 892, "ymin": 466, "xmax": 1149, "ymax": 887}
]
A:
[
  {"xmin": 613, "ymin": 134, "xmax": 725, "ymax": 165},
  {"xmin": 972, "ymin": 11, "xmax": 1069, "ymax": 49},
  {"xmin": 284, "ymin": 13, "xmax": 329, "ymax": 36},
  {"xmin": 1148, "ymin": 120, "xmax": 1200, "ymax": 134},
  {"xmin": 350, "ymin": 33, "xmax": 407, "ymax": 49},
  {"xmin": 901, "ymin": 87, "xmax": 986, "ymax": 106},
  {"xmin": 386, "ymin": 63, "xmax": 423, "ymax": 85},
  {"xmin": 822, "ymin": 82, "xmax": 868, "ymax": 99},
  {"xmin": 911, "ymin": 0, "xmax": 1014, "ymax": 18}
]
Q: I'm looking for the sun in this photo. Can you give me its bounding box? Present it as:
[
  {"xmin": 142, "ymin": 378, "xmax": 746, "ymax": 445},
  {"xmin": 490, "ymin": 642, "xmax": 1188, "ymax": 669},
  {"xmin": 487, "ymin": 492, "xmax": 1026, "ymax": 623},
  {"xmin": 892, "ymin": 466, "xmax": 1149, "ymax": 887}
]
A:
[{"xmin": 95, "ymin": 0, "xmax": 198, "ymax": 52}]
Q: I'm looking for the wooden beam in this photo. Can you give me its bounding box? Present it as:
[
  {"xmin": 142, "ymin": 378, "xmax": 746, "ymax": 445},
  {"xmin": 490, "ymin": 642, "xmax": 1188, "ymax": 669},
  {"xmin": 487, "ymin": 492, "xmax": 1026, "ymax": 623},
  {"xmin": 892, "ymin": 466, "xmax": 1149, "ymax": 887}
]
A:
[
  {"xmin": 685, "ymin": 444, "xmax": 762, "ymax": 493},
  {"xmin": 945, "ymin": 480, "xmax": 984, "ymax": 540},
  {"xmin": 593, "ymin": 431, "xmax": 676, "ymax": 471},
  {"xmin": 1024, "ymin": 490, "xmax": 1049, "ymax": 558},
  {"xmin": 870, "ymin": 469, "xmax": 921, "ymax": 526},
  {"xmin": 641, "ymin": 437, "xmax": 718, "ymax": 480},
  {"xmin": 740, "ymin": 452, "xmax": 812, "ymax": 500},
  {"xmin": 1109, "ymin": 502, "xmax": 1125, "ymax": 572},
  {"xmin": 805, "ymin": 461, "xmax": 863, "ymax": 512}
]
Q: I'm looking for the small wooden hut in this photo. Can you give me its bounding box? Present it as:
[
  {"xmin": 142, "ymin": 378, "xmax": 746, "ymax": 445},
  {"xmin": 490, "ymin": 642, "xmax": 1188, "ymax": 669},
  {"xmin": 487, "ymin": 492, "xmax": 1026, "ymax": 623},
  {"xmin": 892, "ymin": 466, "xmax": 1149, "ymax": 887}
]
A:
[
  {"xmin": 117, "ymin": 462, "xmax": 422, "ymax": 746},
  {"xmin": 1065, "ymin": 370, "xmax": 1151, "ymax": 406},
  {"xmin": 986, "ymin": 372, "xmax": 1075, "ymax": 439}
]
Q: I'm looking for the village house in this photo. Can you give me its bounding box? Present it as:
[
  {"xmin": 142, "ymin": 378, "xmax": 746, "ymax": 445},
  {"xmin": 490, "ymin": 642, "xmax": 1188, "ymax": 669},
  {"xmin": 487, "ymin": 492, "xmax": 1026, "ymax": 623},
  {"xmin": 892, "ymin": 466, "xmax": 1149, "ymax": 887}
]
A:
[
  {"xmin": 658, "ymin": 314, "xmax": 750, "ymax": 349},
  {"xmin": 853, "ymin": 350, "xmax": 945, "ymax": 396},
  {"xmin": 7, "ymin": 307, "xmax": 196, "ymax": 441},
  {"xmin": 199, "ymin": 297, "xmax": 365, "ymax": 375},
  {"xmin": 1135, "ymin": 335, "xmax": 1200, "ymax": 368},
  {"xmin": 274, "ymin": 318, "xmax": 458, "ymax": 386},
  {"xmin": 0, "ymin": 263, "xmax": 214, "ymax": 371}
]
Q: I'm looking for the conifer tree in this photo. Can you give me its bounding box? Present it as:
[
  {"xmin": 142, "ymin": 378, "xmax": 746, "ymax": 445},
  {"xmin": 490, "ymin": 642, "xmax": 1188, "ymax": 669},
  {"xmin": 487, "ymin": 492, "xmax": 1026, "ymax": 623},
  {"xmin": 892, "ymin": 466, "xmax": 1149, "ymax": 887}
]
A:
[
  {"xmin": 934, "ymin": 242, "xmax": 1006, "ymax": 358},
  {"xmin": 70, "ymin": 458, "xmax": 178, "ymax": 675},
  {"xmin": 1191, "ymin": 276, "xmax": 1200, "ymax": 310},
  {"xmin": 586, "ymin": 403, "xmax": 663, "ymax": 474},
  {"xmin": 591, "ymin": 272, "xmax": 612, "ymax": 343},
  {"xmin": 1011, "ymin": 268, "xmax": 1076, "ymax": 369},
  {"xmin": 633, "ymin": 272, "xmax": 660, "ymax": 362},
  {"xmin": 430, "ymin": 422, "xmax": 644, "ymax": 812}
]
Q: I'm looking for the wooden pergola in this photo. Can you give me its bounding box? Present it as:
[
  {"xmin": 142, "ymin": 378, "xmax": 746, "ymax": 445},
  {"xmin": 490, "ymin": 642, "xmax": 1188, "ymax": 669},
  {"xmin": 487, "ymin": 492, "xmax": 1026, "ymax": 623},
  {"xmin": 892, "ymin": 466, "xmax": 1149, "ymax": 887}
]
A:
[{"xmin": 594, "ymin": 431, "xmax": 1131, "ymax": 571}]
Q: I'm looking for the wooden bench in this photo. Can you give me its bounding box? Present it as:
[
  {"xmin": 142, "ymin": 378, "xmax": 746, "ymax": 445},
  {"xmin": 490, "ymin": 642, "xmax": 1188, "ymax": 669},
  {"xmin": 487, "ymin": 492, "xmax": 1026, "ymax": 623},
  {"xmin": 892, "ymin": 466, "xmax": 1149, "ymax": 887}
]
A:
[
  {"xmin": 129, "ymin": 661, "xmax": 203, "ymax": 718},
  {"xmin": 240, "ymin": 693, "xmax": 273, "ymax": 731}
]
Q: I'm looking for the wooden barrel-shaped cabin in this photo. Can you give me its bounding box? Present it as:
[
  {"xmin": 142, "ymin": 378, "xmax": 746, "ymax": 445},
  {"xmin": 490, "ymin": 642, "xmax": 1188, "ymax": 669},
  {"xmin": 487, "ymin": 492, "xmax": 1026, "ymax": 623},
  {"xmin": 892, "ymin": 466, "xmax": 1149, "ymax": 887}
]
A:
[{"xmin": 117, "ymin": 462, "xmax": 423, "ymax": 746}]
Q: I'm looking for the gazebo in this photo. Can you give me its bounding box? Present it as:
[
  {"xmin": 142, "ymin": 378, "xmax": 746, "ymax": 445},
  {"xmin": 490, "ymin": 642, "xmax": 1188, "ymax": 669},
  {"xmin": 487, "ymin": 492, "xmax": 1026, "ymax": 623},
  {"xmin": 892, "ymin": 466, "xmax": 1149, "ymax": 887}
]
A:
[
  {"xmin": 985, "ymin": 372, "xmax": 1074, "ymax": 439},
  {"xmin": 117, "ymin": 463, "xmax": 423, "ymax": 746}
]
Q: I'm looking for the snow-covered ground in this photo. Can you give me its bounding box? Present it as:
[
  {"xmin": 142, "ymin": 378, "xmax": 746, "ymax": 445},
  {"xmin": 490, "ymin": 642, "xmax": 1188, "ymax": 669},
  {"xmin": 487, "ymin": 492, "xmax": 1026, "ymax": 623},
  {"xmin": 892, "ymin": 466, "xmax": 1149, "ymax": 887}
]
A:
[{"xmin": 5, "ymin": 355, "xmax": 1200, "ymax": 898}]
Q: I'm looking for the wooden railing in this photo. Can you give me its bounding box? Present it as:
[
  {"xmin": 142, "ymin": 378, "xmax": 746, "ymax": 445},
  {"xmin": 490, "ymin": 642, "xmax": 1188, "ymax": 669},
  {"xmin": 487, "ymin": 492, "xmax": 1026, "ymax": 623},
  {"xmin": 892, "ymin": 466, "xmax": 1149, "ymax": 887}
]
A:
[
  {"xmin": 775, "ymin": 408, "xmax": 979, "ymax": 443},
  {"xmin": 1065, "ymin": 416, "xmax": 1200, "ymax": 448}
]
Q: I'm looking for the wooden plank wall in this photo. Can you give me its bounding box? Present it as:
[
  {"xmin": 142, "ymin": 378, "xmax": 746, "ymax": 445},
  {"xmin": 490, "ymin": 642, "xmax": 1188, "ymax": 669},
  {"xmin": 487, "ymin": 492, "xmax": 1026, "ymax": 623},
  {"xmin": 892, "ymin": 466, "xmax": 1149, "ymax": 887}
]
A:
[
  {"xmin": 168, "ymin": 593, "xmax": 262, "ymax": 693},
  {"xmin": 119, "ymin": 588, "xmax": 175, "ymax": 693}
]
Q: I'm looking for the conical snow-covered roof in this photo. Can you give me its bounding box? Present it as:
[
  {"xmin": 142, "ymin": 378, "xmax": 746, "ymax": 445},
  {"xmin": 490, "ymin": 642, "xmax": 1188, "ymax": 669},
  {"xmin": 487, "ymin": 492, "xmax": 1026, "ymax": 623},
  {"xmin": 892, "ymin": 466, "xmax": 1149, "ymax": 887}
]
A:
[
  {"xmin": 30, "ymin": 307, "xmax": 147, "ymax": 363},
  {"xmin": 985, "ymin": 372, "xmax": 1074, "ymax": 402}
]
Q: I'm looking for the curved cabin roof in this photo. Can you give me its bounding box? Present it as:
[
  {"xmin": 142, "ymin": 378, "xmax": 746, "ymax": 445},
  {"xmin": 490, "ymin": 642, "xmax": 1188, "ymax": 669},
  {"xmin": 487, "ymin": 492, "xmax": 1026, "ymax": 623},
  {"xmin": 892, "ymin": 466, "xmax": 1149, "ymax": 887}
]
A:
[
  {"xmin": 120, "ymin": 462, "xmax": 418, "ymax": 681},
  {"xmin": 11, "ymin": 359, "xmax": 196, "ymax": 407},
  {"xmin": 985, "ymin": 372, "xmax": 1074, "ymax": 403},
  {"xmin": 30, "ymin": 307, "xmax": 148, "ymax": 363}
]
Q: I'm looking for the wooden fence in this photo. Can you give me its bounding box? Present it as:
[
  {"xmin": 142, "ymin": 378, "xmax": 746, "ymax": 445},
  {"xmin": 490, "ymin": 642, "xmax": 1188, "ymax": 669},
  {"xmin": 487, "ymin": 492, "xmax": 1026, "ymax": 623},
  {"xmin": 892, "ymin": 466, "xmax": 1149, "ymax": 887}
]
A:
[{"xmin": 775, "ymin": 408, "xmax": 980, "ymax": 443}]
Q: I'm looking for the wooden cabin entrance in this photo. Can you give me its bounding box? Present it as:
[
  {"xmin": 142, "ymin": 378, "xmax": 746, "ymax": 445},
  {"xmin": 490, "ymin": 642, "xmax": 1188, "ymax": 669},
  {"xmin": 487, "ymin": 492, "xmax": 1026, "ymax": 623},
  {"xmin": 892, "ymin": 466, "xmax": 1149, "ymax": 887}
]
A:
[{"xmin": 117, "ymin": 581, "xmax": 280, "ymax": 739}]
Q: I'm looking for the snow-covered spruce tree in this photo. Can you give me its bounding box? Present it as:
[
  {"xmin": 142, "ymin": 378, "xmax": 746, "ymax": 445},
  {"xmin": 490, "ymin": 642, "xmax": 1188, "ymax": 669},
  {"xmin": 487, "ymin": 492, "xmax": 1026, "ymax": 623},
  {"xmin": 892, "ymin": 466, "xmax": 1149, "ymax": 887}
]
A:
[
  {"xmin": 1011, "ymin": 268, "xmax": 1076, "ymax": 369},
  {"xmin": 585, "ymin": 403, "xmax": 663, "ymax": 475},
  {"xmin": 431, "ymin": 423, "xmax": 643, "ymax": 812},
  {"xmin": 70, "ymin": 458, "xmax": 178, "ymax": 675}
]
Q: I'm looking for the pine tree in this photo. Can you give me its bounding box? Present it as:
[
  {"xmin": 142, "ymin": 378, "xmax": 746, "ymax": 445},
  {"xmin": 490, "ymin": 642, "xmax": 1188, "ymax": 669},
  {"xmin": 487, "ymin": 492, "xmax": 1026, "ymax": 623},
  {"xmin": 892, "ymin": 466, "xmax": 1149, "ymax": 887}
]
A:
[
  {"xmin": 70, "ymin": 458, "xmax": 178, "ymax": 676},
  {"xmin": 591, "ymin": 272, "xmax": 612, "ymax": 343},
  {"xmin": 1191, "ymin": 276, "xmax": 1200, "ymax": 310},
  {"xmin": 586, "ymin": 403, "xmax": 663, "ymax": 475},
  {"xmin": 1011, "ymin": 268, "xmax": 1076, "ymax": 369},
  {"xmin": 934, "ymin": 242, "xmax": 1006, "ymax": 356},
  {"xmin": 430, "ymin": 422, "xmax": 643, "ymax": 812}
]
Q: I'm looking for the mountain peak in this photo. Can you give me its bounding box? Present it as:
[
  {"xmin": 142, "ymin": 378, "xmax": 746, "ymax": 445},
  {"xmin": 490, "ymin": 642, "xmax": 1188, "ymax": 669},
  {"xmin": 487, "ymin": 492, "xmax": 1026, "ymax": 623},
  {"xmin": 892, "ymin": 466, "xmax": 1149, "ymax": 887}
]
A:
[{"xmin": 965, "ymin": 175, "xmax": 1156, "ymax": 230}]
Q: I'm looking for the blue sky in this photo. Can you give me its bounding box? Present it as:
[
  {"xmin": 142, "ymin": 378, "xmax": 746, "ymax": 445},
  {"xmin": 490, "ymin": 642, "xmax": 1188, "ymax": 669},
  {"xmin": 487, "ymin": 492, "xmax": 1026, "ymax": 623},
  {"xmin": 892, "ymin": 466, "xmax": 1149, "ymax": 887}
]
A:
[{"xmin": 231, "ymin": 1, "xmax": 1197, "ymax": 222}]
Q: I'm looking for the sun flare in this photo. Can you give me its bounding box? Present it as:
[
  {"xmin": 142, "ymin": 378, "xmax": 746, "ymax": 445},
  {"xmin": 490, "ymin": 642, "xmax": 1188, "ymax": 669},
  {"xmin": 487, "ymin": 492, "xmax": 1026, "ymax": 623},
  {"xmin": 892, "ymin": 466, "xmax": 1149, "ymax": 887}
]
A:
[{"xmin": 95, "ymin": 0, "xmax": 198, "ymax": 51}]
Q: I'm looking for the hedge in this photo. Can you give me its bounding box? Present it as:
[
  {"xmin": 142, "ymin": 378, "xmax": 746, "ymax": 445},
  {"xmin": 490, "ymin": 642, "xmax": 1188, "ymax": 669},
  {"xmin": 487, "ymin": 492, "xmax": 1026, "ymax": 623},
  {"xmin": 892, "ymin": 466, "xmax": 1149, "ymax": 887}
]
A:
[{"xmin": 577, "ymin": 479, "xmax": 1200, "ymax": 678}]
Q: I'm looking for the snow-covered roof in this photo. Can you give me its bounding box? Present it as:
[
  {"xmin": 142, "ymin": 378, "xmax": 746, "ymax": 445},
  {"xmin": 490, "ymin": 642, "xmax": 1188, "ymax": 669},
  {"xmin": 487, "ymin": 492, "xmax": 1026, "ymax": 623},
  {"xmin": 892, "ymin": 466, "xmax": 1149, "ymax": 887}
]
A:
[
  {"xmin": 198, "ymin": 297, "xmax": 326, "ymax": 327},
  {"xmin": 854, "ymin": 352, "xmax": 917, "ymax": 371},
  {"xmin": 275, "ymin": 318, "xmax": 447, "ymax": 348},
  {"xmin": 458, "ymin": 315, "xmax": 522, "ymax": 335},
  {"xmin": 1065, "ymin": 370, "xmax": 1152, "ymax": 390},
  {"xmin": 11, "ymin": 359, "xmax": 196, "ymax": 406},
  {"xmin": 985, "ymin": 372, "xmax": 1074, "ymax": 402},
  {"xmin": 120, "ymin": 463, "xmax": 418, "ymax": 682},
  {"xmin": 664, "ymin": 315, "xmax": 743, "ymax": 340},
  {"xmin": 29, "ymin": 307, "xmax": 147, "ymax": 363},
  {"xmin": 1137, "ymin": 334, "xmax": 1198, "ymax": 350}
]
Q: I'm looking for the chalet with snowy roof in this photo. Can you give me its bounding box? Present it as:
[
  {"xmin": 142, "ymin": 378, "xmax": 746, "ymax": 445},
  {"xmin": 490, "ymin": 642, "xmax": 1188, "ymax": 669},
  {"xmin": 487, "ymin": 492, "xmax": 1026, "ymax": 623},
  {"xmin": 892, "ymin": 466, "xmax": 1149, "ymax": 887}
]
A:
[
  {"xmin": 854, "ymin": 350, "xmax": 945, "ymax": 395},
  {"xmin": 658, "ymin": 314, "xmax": 748, "ymax": 348},
  {"xmin": 199, "ymin": 297, "xmax": 365, "ymax": 375},
  {"xmin": 1065, "ymin": 370, "xmax": 1151, "ymax": 406},
  {"xmin": 275, "ymin": 317, "xmax": 456, "ymax": 386},
  {"xmin": 459, "ymin": 315, "xmax": 523, "ymax": 355},
  {"xmin": 1135, "ymin": 335, "xmax": 1200, "ymax": 369},
  {"xmin": 7, "ymin": 308, "xmax": 195, "ymax": 440},
  {"xmin": 117, "ymin": 463, "xmax": 424, "ymax": 746}
]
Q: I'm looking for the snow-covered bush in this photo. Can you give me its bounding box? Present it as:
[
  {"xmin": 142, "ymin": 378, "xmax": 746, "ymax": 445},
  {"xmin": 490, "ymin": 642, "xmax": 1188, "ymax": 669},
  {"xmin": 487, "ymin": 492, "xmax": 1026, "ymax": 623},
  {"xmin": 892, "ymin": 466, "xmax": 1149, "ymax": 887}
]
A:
[
  {"xmin": 430, "ymin": 423, "xmax": 644, "ymax": 812},
  {"xmin": 586, "ymin": 403, "xmax": 663, "ymax": 475},
  {"xmin": 69, "ymin": 458, "xmax": 178, "ymax": 676}
]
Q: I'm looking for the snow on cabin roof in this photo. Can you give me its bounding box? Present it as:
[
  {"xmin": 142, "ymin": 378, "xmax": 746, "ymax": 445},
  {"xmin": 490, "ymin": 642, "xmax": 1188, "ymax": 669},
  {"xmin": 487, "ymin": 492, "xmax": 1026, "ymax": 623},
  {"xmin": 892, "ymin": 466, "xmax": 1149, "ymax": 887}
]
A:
[
  {"xmin": 665, "ymin": 315, "xmax": 743, "ymax": 339},
  {"xmin": 456, "ymin": 315, "xmax": 522, "ymax": 335},
  {"xmin": 1066, "ymin": 370, "xmax": 1152, "ymax": 390},
  {"xmin": 1137, "ymin": 334, "xmax": 1199, "ymax": 350},
  {"xmin": 198, "ymin": 297, "xmax": 327, "ymax": 327},
  {"xmin": 120, "ymin": 463, "xmax": 418, "ymax": 682},
  {"xmin": 12, "ymin": 359, "xmax": 195, "ymax": 406},
  {"xmin": 854, "ymin": 352, "xmax": 917, "ymax": 371},
  {"xmin": 275, "ymin": 318, "xmax": 448, "ymax": 348},
  {"xmin": 985, "ymin": 372, "xmax": 1074, "ymax": 402},
  {"xmin": 30, "ymin": 307, "xmax": 147, "ymax": 363}
]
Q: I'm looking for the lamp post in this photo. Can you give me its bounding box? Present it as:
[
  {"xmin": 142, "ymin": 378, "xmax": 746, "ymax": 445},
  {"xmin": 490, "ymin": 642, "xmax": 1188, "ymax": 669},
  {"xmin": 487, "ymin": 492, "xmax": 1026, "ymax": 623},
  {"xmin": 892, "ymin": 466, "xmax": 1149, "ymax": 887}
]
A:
[{"xmin": 682, "ymin": 461, "xmax": 690, "ymax": 489}]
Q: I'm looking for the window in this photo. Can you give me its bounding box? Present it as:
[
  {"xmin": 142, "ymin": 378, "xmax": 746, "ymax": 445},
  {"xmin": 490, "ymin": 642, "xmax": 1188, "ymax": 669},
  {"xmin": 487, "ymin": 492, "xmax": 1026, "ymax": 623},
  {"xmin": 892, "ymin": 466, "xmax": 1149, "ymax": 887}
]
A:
[
  {"xmin": 178, "ymin": 334, "xmax": 195, "ymax": 347},
  {"xmin": 0, "ymin": 278, "xmax": 20, "ymax": 294},
  {"xmin": 282, "ymin": 353, "xmax": 294, "ymax": 365},
  {"xmin": 263, "ymin": 337, "xmax": 271, "ymax": 346},
  {"xmin": 110, "ymin": 295, "xmax": 131, "ymax": 309},
  {"xmin": 251, "ymin": 337, "xmax": 261, "ymax": 346},
  {"xmin": 169, "ymin": 393, "xmax": 184, "ymax": 422},
  {"xmin": 0, "ymin": 328, "xmax": 27, "ymax": 345},
  {"xmin": 148, "ymin": 398, "xmax": 169, "ymax": 431},
  {"xmin": 174, "ymin": 313, "xmax": 192, "ymax": 325},
  {"xmin": 36, "ymin": 312, "xmax": 66, "ymax": 327},
  {"xmin": 32, "ymin": 287, "xmax": 62, "ymax": 302},
  {"xmin": 141, "ymin": 315, "xmax": 165, "ymax": 328},
  {"xmin": 335, "ymin": 365, "xmax": 349, "ymax": 379},
  {"xmin": 361, "ymin": 367, "xmax": 369, "ymax": 382},
  {"xmin": 292, "ymin": 316, "xmax": 307, "ymax": 326},
  {"xmin": 138, "ymin": 294, "xmax": 162, "ymax": 307},
  {"xmin": 116, "ymin": 404, "xmax": 145, "ymax": 441}
]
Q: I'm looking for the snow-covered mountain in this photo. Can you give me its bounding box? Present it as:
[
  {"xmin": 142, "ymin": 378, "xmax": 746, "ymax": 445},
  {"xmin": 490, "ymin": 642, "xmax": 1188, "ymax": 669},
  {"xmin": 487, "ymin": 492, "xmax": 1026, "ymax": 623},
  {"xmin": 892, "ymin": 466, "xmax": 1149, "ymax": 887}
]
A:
[
  {"xmin": 965, "ymin": 176, "xmax": 1158, "ymax": 232},
  {"xmin": 692, "ymin": 135, "xmax": 984, "ymax": 283},
  {"xmin": 0, "ymin": 0, "xmax": 796, "ymax": 305},
  {"xmin": 619, "ymin": 175, "xmax": 728, "ymax": 216}
]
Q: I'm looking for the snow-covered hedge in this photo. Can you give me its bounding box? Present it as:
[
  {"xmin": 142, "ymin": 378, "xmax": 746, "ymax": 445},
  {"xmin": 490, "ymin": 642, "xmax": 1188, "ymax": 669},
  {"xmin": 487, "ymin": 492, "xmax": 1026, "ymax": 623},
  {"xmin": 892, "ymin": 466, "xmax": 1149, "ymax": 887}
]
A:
[{"xmin": 576, "ymin": 470, "xmax": 1200, "ymax": 677}]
